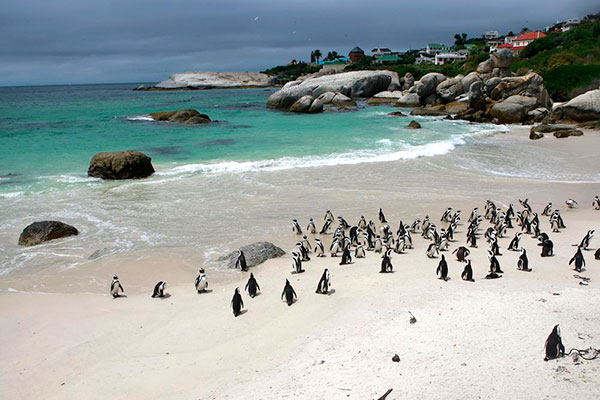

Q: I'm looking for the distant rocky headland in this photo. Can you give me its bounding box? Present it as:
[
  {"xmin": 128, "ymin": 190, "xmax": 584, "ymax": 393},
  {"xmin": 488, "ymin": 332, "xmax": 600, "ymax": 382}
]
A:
[{"xmin": 135, "ymin": 71, "xmax": 274, "ymax": 91}]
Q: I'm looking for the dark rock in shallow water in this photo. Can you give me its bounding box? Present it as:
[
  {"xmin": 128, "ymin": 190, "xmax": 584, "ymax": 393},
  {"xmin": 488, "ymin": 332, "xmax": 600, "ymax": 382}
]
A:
[
  {"xmin": 553, "ymin": 129, "xmax": 583, "ymax": 138},
  {"xmin": 407, "ymin": 120, "xmax": 422, "ymax": 129},
  {"xmin": 529, "ymin": 131, "xmax": 544, "ymax": 140},
  {"xmin": 409, "ymin": 108, "xmax": 449, "ymax": 117},
  {"xmin": 88, "ymin": 150, "xmax": 155, "ymax": 180},
  {"xmin": 388, "ymin": 111, "xmax": 406, "ymax": 117},
  {"xmin": 149, "ymin": 109, "xmax": 211, "ymax": 125},
  {"xmin": 19, "ymin": 221, "xmax": 79, "ymax": 246},
  {"xmin": 217, "ymin": 242, "xmax": 285, "ymax": 269}
]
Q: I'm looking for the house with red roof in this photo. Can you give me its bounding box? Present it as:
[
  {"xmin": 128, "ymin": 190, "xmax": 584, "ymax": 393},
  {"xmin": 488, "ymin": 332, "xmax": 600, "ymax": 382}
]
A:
[{"xmin": 493, "ymin": 31, "xmax": 547, "ymax": 54}]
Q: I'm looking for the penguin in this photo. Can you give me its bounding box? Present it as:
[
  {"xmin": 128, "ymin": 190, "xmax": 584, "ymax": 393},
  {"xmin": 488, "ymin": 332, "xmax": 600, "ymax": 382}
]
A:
[
  {"xmin": 320, "ymin": 218, "xmax": 333, "ymax": 234},
  {"xmin": 358, "ymin": 216, "xmax": 367, "ymax": 230},
  {"xmin": 301, "ymin": 235, "xmax": 312, "ymax": 253},
  {"xmin": 595, "ymin": 248, "xmax": 600, "ymax": 260},
  {"xmin": 578, "ymin": 230, "xmax": 594, "ymax": 250},
  {"xmin": 378, "ymin": 208, "xmax": 387, "ymax": 223},
  {"xmin": 245, "ymin": 272, "xmax": 260, "ymax": 298},
  {"xmin": 411, "ymin": 218, "xmax": 422, "ymax": 233},
  {"xmin": 565, "ymin": 198, "xmax": 578, "ymax": 208},
  {"xmin": 593, "ymin": 196, "xmax": 600, "ymax": 210},
  {"xmin": 307, "ymin": 218, "xmax": 317, "ymax": 234},
  {"xmin": 235, "ymin": 250, "xmax": 248, "ymax": 271},
  {"xmin": 490, "ymin": 237, "xmax": 501, "ymax": 256},
  {"xmin": 338, "ymin": 216, "xmax": 350, "ymax": 229},
  {"xmin": 151, "ymin": 281, "xmax": 167, "ymax": 298},
  {"xmin": 324, "ymin": 209, "xmax": 334, "ymax": 221},
  {"xmin": 569, "ymin": 247, "xmax": 586, "ymax": 273},
  {"xmin": 517, "ymin": 248, "xmax": 531, "ymax": 271},
  {"xmin": 421, "ymin": 215, "xmax": 431, "ymax": 236},
  {"xmin": 314, "ymin": 238, "xmax": 325, "ymax": 257},
  {"xmin": 373, "ymin": 235, "xmax": 383, "ymax": 253},
  {"xmin": 441, "ymin": 207, "xmax": 452, "ymax": 222},
  {"xmin": 231, "ymin": 288, "xmax": 244, "ymax": 316},
  {"xmin": 544, "ymin": 325, "xmax": 565, "ymax": 361},
  {"xmin": 426, "ymin": 243, "xmax": 439, "ymax": 259},
  {"xmin": 508, "ymin": 232, "xmax": 521, "ymax": 251},
  {"xmin": 281, "ymin": 279, "xmax": 297, "ymax": 306},
  {"xmin": 296, "ymin": 242, "xmax": 310, "ymax": 261},
  {"xmin": 550, "ymin": 217, "xmax": 560, "ymax": 233},
  {"xmin": 291, "ymin": 251, "xmax": 304, "ymax": 273},
  {"xmin": 329, "ymin": 239, "xmax": 341, "ymax": 257},
  {"xmin": 292, "ymin": 219, "xmax": 302, "ymax": 235},
  {"xmin": 452, "ymin": 246, "xmax": 470, "ymax": 262},
  {"xmin": 541, "ymin": 238, "xmax": 554, "ymax": 257},
  {"xmin": 468, "ymin": 208, "xmax": 478, "ymax": 223},
  {"xmin": 349, "ymin": 226, "xmax": 360, "ymax": 245},
  {"xmin": 110, "ymin": 275, "xmax": 124, "ymax": 298},
  {"xmin": 467, "ymin": 229, "xmax": 477, "ymax": 248},
  {"xmin": 380, "ymin": 249, "xmax": 393, "ymax": 273},
  {"xmin": 436, "ymin": 254, "xmax": 449, "ymax": 281},
  {"xmin": 355, "ymin": 244, "xmax": 366, "ymax": 258},
  {"xmin": 194, "ymin": 268, "xmax": 208, "ymax": 293},
  {"xmin": 339, "ymin": 245, "xmax": 352, "ymax": 265},
  {"xmin": 315, "ymin": 269, "xmax": 331, "ymax": 294},
  {"xmin": 461, "ymin": 260, "xmax": 474, "ymax": 282},
  {"xmin": 541, "ymin": 203, "xmax": 552, "ymax": 216},
  {"xmin": 488, "ymin": 250, "xmax": 504, "ymax": 274}
]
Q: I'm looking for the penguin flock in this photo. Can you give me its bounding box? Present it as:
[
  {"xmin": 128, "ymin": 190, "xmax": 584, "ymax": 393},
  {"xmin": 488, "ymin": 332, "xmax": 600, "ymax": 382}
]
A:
[{"xmin": 108, "ymin": 196, "xmax": 599, "ymax": 318}]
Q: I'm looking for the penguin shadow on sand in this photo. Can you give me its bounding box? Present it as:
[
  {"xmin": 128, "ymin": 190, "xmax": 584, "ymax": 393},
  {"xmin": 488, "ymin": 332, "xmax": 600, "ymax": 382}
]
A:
[
  {"xmin": 197, "ymin": 289, "xmax": 213, "ymax": 294},
  {"xmin": 156, "ymin": 293, "xmax": 171, "ymax": 299},
  {"xmin": 112, "ymin": 294, "xmax": 128, "ymax": 299}
]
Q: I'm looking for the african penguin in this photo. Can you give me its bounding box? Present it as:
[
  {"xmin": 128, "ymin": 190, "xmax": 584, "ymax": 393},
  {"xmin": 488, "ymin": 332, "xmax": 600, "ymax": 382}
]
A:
[
  {"xmin": 436, "ymin": 255, "xmax": 449, "ymax": 281},
  {"xmin": 236, "ymin": 250, "xmax": 248, "ymax": 271},
  {"xmin": 245, "ymin": 273, "xmax": 260, "ymax": 298},
  {"xmin": 231, "ymin": 288, "xmax": 244, "ymax": 316},
  {"xmin": 569, "ymin": 247, "xmax": 586, "ymax": 273},
  {"xmin": 315, "ymin": 269, "xmax": 331, "ymax": 294},
  {"xmin": 194, "ymin": 268, "xmax": 208, "ymax": 293},
  {"xmin": 110, "ymin": 275, "xmax": 124, "ymax": 298},
  {"xmin": 151, "ymin": 281, "xmax": 167, "ymax": 298},
  {"xmin": 461, "ymin": 260, "xmax": 474, "ymax": 282},
  {"xmin": 517, "ymin": 248, "xmax": 531, "ymax": 271},
  {"xmin": 292, "ymin": 219, "xmax": 302, "ymax": 235},
  {"xmin": 544, "ymin": 325, "xmax": 565, "ymax": 361},
  {"xmin": 281, "ymin": 279, "xmax": 297, "ymax": 306}
]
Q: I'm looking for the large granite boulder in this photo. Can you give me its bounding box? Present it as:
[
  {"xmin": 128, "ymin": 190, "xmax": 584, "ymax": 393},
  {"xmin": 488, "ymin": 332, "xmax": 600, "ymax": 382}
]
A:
[
  {"xmin": 19, "ymin": 221, "xmax": 79, "ymax": 246},
  {"xmin": 489, "ymin": 72, "xmax": 550, "ymax": 108},
  {"xmin": 436, "ymin": 75, "xmax": 464, "ymax": 103},
  {"xmin": 477, "ymin": 58, "xmax": 494, "ymax": 74},
  {"xmin": 153, "ymin": 71, "xmax": 273, "ymax": 90},
  {"xmin": 491, "ymin": 49, "xmax": 513, "ymax": 69},
  {"xmin": 461, "ymin": 71, "xmax": 482, "ymax": 93},
  {"xmin": 368, "ymin": 90, "xmax": 403, "ymax": 105},
  {"xmin": 150, "ymin": 109, "xmax": 211, "ymax": 125},
  {"xmin": 553, "ymin": 129, "xmax": 584, "ymax": 138},
  {"xmin": 551, "ymin": 89, "xmax": 600, "ymax": 122},
  {"xmin": 414, "ymin": 73, "xmax": 447, "ymax": 101},
  {"xmin": 88, "ymin": 150, "xmax": 155, "ymax": 180},
  {"xmin": 218, "ymin": 242, "xmax": 285, "ymax": 269},
  {"xmin": 468, "ymin": 81, "xmax": 486, "ymax": 112},
  {"xmin": 267, "ymin": 71, "xmax": 395, "ymax": 111},
  {"xmin": 396, "ymin": 92, "xmax": 421, "ymax": 107},
  {"xmin": 316, "ymin": 91, "xmax": 357, "ymax": 107},
  {"xmin": 401, "ymin": 73, "xmax": 415, "ymax": 90},
  {"xmin": 489, "ymin": 95, "xmax": 538, "ymax": 123},
  {"xmin": 289, "ymin": 95, "xmax": 323, "ymax": 113}
]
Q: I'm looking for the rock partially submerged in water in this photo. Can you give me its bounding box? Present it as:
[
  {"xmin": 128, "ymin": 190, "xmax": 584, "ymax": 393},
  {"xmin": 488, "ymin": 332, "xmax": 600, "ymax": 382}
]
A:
[
  {"xmin": 553, "ymin": 129, "xmax": 584, "ymax": 138},
  {"xmin": 218, "ymin": 242, "xmax": 285, "ymax": 269},
  {"xmin": 407, "ymin": 120, "xmax": 422, "ymax": 129},
  {"xmin": 18, "ymin": 221, "xmax": 79, "ymax": 246},
  {"xmin": 138, "ymin": 71, "xmax": 273, "ymax": 90},
  {"xmin": 88, "ymin": 150, "xmax": 155, "ymax": 180},
  {"xmin": 149, "ymin": 109, "xmax": 211, "ymax": 125}
]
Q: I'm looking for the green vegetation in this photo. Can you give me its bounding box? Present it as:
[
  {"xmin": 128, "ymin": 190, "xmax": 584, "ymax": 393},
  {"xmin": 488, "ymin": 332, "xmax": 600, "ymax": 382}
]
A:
[{"xmin": 262, "ymin": 62, "xmax": 320, "ymax": 82}]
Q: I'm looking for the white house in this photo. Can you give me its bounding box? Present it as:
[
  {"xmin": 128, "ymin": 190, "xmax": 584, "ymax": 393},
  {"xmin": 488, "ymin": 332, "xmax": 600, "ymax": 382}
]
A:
[
  {"xmin": 434, "ymin": 52, "xmax": 467, "ymax": 65},
  {"xmin": 483, "ymin": 30, "xmax": 500, "ymax": 40},
  {"xmin": 425, "ymin": 43, "xmax": 449, "ymax": 55}
]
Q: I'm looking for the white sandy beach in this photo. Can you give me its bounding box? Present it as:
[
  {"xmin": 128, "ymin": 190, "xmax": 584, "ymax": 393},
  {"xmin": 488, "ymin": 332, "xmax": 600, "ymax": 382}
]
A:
[{"xmin": 1, "ymin": 126, "xmax": 600, "ymax": 399}]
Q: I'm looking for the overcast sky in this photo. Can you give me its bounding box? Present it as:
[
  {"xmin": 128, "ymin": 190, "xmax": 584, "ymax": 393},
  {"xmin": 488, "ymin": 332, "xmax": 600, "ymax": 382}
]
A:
[{"xmin": 0, "ymin": 0, "xmax": 597, "ymax": 86}]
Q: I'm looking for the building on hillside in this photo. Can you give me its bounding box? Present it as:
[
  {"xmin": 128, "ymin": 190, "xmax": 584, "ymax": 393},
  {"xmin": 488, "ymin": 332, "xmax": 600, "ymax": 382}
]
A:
[
  {"xmin": 318, "ymin": 57, "xmax": 350, "ymax": 72},
  {"xmin": 486, "ymin": 39, "xmax": 504, "ymax": 51},
  {"xmin": 371, "ymin": 47, "xmax": 393, "ymax": 57},
  {"xmin": 425, "ymin": 43, "xmax": 449, "ymax": 54},
  {"xmin": 547, "ymin": 18, "xmax": 582, "ymax": 33},
  {"xmin": 483, "ymin": 30, "xmax": 501, "ymax": 40},
  {"xmin": 348, "ymin": 46, "xmax": 365, "ymax": 63},
  {"xmin": 415, "ymin": 53, "xmax": 434, "ymax": 64},
  {"xmin": 375, "ymin": 54, "xmax": 402, "ymax": 64},
  {"xmin": 504, "ymin": 35, "xmax": 516, "ymax": 44},
  {"xmin": 513, "ymin": 31, "xmax": 547, "ymax": 47},
  {"xmin": 434, "ymin": 52, "xmax": 467, "ymax": 65}
]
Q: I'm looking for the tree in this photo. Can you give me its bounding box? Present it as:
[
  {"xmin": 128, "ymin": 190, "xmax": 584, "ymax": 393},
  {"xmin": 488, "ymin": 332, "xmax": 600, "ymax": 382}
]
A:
[
  {"xmin": 521, "ymin": 27, "xmax": 529, "ymax": 33},
  {"xmin": 313, "ymin": 49, "xmax": 322, "ymax": 63},
  {"xmin": 324, "ymin": 51, "xmax": 339, "ymax": 61},
  {"xmin": 507, "ymin": 31, "xmax": 515, "ymax": 36},
  {"xmin": 310, "ymin": 51, "xmax": 315, "ymax": 64},
  {"xmin": 454, "ymin": 33, "xmax": 468, "ymax": 46}
]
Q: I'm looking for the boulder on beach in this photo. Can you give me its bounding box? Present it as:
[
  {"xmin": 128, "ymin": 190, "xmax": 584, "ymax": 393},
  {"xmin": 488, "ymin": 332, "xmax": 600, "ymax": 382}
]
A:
[
  {"xmin": 414, "ymin": 73, "xmax": 447, "ymax": 102},
  {"xmin": 217, "ymin": 242, "xmax": 285, "ymax": 269},
  {"xmin": 489, "ymin": 95, "xmax": 538, "ymax": 123},
  {"xmin": 551, "ymin": 89, "xmax": 600, "ymax": 122},
  {"xmin": 529, "ymin": 131, "xmax": 544, "ymax": 140},
  {"xmin": 407, "ymin": 120, "xmax": 422, "ymax": 129},
  {"xmin": 18, "ymin": 221, "xmax": 79, "ymax": 246},
  {"xmin": 151, "ymin": 71, "xmax": 273, "ymax": 90},
  {"xmin": 88, "ymin": 150, "xmax": 155, "ymax": 180},
  {"xmin": 149, "ymin": 109, "xmax": 211, "ymax": 125},
  {"xmin": 289, "ymin": 95, "xmax": 324, "ymax": 113},
  {"xmin": 316, "ymin": 91, "xmax": 357, "ymax": 107},
  {"xmin": 396, "ymin": 92, "xmax": 421, "ymax": 107},
  {"xmin": 553, "ymin": 129, "xmax": 584, "ymax": 138},
  {"xmin": 436, "ymin": 75, "xmax": 464, "ymax": 103}
]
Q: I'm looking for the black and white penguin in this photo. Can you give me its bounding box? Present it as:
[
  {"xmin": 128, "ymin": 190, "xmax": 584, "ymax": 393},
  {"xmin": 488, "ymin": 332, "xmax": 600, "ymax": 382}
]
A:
[
  {"xmin": 110, "ymin": 275, "xmax": 124, "ymax": 298},
  {"xmin": 452, "ymin": 246, "xmax": 470, "ymax": 262},
  {"xmin": 245, "ymin": 272, "xmax": 260, "ymax": 298},
  {"xmin": 296, "ymin": 242, "xmax": 310, "ymax": 261},
  {"xmin": 151, "ymin": 281, "xmax": 167, "ymax": 298},
  {"xmin": 437, "ymin": 254, "xmax": 449, "ymax": 281},
  {"xmin": 194, "ymin": 268, "xmax": 208, "ymax": 293},
  {"xmin": 426, "ymin": 243, "xmax": 439, "ymax": 259},
  {"xmin": 358, "ymin": 216, "xmax": 367, "ymax": 230},
  {"xmin": 488, "ymin": 250, "xmax": 504, "ymax": 274},
  {"xmin": 517, "ymin": 248, "xmax": 531, "ymax": 271},
  {"xmin": 301, "ymin": 235, "xmax": 312, "ymax": 253},
  {"xmin": 373, "ymin": 235, "xmax": 383, "ymax": 253},
  {"xmin": 508, "ymin": 232, "xmax": 522, "ymax": 251},
  {"xmin": 320, "ymin": 218, "xmax": 333, "ymax": 234},
  {"xmin": 315, "ymin": 269, "xmax": 331, "ymax": 294},
  {"xmin": 593, "ymin": 196, "xmax": 600, "ymax": 210},
  {"xmin": 541, "ymin": 203, "xmax": 553, "ymax": 216},
  {"xmin": 490, "ymin": 237, "xmax": 501, "ymax": 256},
  {"xmin": 307, "ymin": 218, "xmax": 317, "ymax": 234},
  {"xmin": 338, "ymin": 216, "xmax": 350, "ymax": 229},
  {"xmin": 349, "ymin": 226, "xmax": 360, "ymax": 245},
  {"xmin": 281, "ymin": 279, "xmax": 297, "ymax": 306},
  {"xmin": 441, "ymin": 207, "xmax": 452, "ymax": 222},
  {"xmin": 292, "ymin": 219, "xmax": 302, "ymax": 235},
  {"xmin": 421, "ymin": 216, "xmax": 431, "ymax": 236},
  {"xmin": 565, "ymin": 198, "xmax": 578, "ymax": 208},
  {"xmin": 411, "ymin": 218, "xmax": 422, "ymax": 233},
  {"xmin": 467, "ymin": 229, "xmax": 477, "ymax": 248},
  {"xmin": 569, "ymin": 247, "xmax": 586, "ymax": 272},
  {"xmin": 541, "ymin": 238, "xmax": 554, "ymax": 257},
  {"xmin": 468, "ymin": 208, "xmax": 478, "ymax": 223},
  {"xmin": 595, "ymin": 248, "xmax": 600, "ymax": 260},
  {"xmin": 291, "ymin": 251, "xmax": 304, "ymax": 273},
  {"xmin": 236, "ymin": 250, "xmax": 248, "ymax": 271},
  {"xmin": 544, "ymin": 325, "xmax": 565, "ymax": 361},
  {"xmin": 380, "ymin": 249, "xmax": 393, "ymax": 273},
  {"xmin": 324, "ymin": 209, "xmax": 334, "ymax": 221},
  {"xmin": 578, "ymin": 230, "xmax": 594, "ymax": 250},
  {"xmin": 231, "ymin": 288, "xmax": 244, "ymax": 316},
  {"xmin": 355, "ymin": 244, "xmax": 366, "ymax": 258},
  {"xmin": 314, "ymin": 238, "xmax": 325, "ymax": 257},
  {"xmin": 379, "ymin": 208, "xmax": 387, "ymax": 223},
  {"xmin": 329, "ymin": 238, "xmax": 341, "ymax": 257},
  {"xmin": 461, "ymin": 260, "xmax": 474, "ymax": 282},
  {"xmin": 339, "ymin": 244, "xmax": 352, "ymax": 265}
]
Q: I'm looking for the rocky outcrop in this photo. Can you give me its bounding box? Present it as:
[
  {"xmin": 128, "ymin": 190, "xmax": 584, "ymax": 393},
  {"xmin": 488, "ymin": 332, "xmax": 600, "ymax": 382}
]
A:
[
  {"xmin": 410, "ymin": 108, "xmax": 449, "ymax": 117},
  {"xmin": 489, "ymin": 95, "xmax": 538, "ymax": 123},
  {"xmin": 468, "ymin": 81, "xmax": 486, "ymax": 111},
  {"xmin": 367, "ymin": 90, "xmax": 403, "ymax": 105},
  {"xmin": 436, "ymin": 75, "xmax": 464, "ymax": 103},
  {"xmin": 414, "ymin": 73, "xmax": 447, "ymax": 103},
  {"xmin": 551, "ymin": 89, "xmax": 600, "ymax": 122},
  {"xmin": 140, "ymin": 71, "xmax": 273, "ymax": 90},
  {"xmin": 529, "ymin": 131, "xmax": 544, "ymax": 140},
  {"xmin": 553, "ymin": 129, "xmax": 584, "ymax": 138},
  {"xmin": 389, "ymin": 111, "xmax": 407, "ymax": 117},
  {"xmin": 88, "ymin": 150, "xmax": 155, "ymax": 180},
  {"xmin": 288, "ymin": 95, "xmax": 323, "ymax": 113},
  {"xmin": 267, "ymin": 71, "xmax": 396, "ymax": 111},
  {"xmin": 396, "ymin": 92, "xmax": 421, "ymax": 107},
  {"xmin": 218, "ymin": 242, "xmax": 285, "ymax": 269},
  {"xmin": 149, "ymin": 109, "xmax": 211, "ymax": 125},
  {"xmin": 18, "ymin": 221, "xmax": 79, "ymax": 246},
  {"xmin": 401, "ymin": 73, "xmax": 415, "ymax": 91},
  {"xmin": 407, "ymin": 120, "xmax": 421, "ymax": 129},
  {"xmin": 316, "ymin": 92, "xmax": 357, "ymax": 107},
  {"xmin": 489, "ymin": 72, "xmax": 550, "ymax": 108}
]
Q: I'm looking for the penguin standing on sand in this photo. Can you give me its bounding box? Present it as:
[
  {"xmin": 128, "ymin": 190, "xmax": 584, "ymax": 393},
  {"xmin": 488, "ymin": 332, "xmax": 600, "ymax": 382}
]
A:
[
  {"xmin": 541, "ymin": 203, "xmax": 553, "ymax": 216},
  {"xmin": 490, "ymin": 237, "xmax": 501, "ymax": 256},
  {"xmin": 374, "ymin": 235, "xmax": 383, "ymax": 253},
  {"xmin": 324, "ymin": 210, "xmax": 334, "ymax": 222},
  {"xmin": 245, "ymin": 273, "xmax": 260, "ymax": 298},
  {"xmin": 461, "ymin": 260, "xmax": 474, "ymax": 282},
  {"xmin": 194, "ymin": 268, "xmax": 208, "ymax": 293},
  {"xmin": 488, "ymin": 250, "xmax": 504, "ymax": 274},
  {"xmin": 426, "ymin": 243, "xmax": 439, "ymax": 259},
  {"xmin": 452, "ymin": 246, "xmax": 470, "ymax": 262},
  {"xmin": 338, "ymin": 216, "xmax": 350, "ymax": 229},
  {"xmin": 593, "ymin": 196, "xmax": 600, "ymax": 210},
  {"xmin": 467, "ymin": 229, "xmax": 477, "ymax": 248},
  {"xmin": 315, "ymin": 269, "xmax": 331, "ymax": 294},
  {"xmin": 544, "ymin": 325, "xmax": 565, "ymax": 361},
  {"xmin": 541, "ymin": 238, "xmax": 554, "ymax": 257},
  {"xmin": 291, "ymin": 251, "xmax": 304, "ymax": 273},
  {"xmin": 236, "ymin": 250, "xmax": 248, "ymax": 271},
  {"xmin": 379, "ymin": 208, "xmax": 387, "ymax": 223},
  {"xmin": 436, "ymin": 255, "xmax": 449, "ymax": 281},
  {"xmin": 339, "ymin": 243, "xmax": 352, "ymax": 265},
  {"xmin": 281, "ymin": 279, "xmax": 297, "ymax": 306},
  {"xmin": 517, "ymin": 248, "xmax": 531, "ymax": 271},
  {"xmin": 441, "ymin": 207, "xmax": 452, "ymax": 222},
  {"xmin": 307, "ymin": 218, "xmax": 317, "ymax": 234},
  {"xmin": 151, "ymin": 281, "xmax": 167, "ymax": 298},
  {"xmin": 380, "ymin": 249, "xmax": 393, "ymax": 273},
  {"xmin": 358, "ymin": 216, "xmax": 367, "ymax": 230},
  {"xmin": 110, "ymin": 275, "xmax": 124, "ymax": 298},
  {"xmin": 411, "ymin": 218, "xmax": 422, "ymax": 233},
  {"xmin": 569, "ymin": 247, "xmax": 586, "ymax": 272},
  {"xmin": 292, "ymin": 219, "xmax": 302, "ymax": 235},
  {"xmin": 301, "ymin": 235, "xmax": 312, "ymax": 253},
  {"xmin": 508, "ymin": 232, "xmax": 522, "ymax": 251},
  {"xmin": 314, "ymin": 238, "xmax": 325, "ymax": 257},
  {"xmin": 578, "ymin": 230, "xmax": 594, "ymax": 250},
  {"xmin": 320, "ymin": 218, "xmax": 333, "ymax": 234},
  {"xmin": 355, "ymin": 244, "xmax": 366, "ymax": 258},
  {"xmin": 565, "ymin": 198, "xmax": 578, "ymax": 208},
  {"xmin": 231, "ymin": 288, "xmax": 244, "ymax": 316}
]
